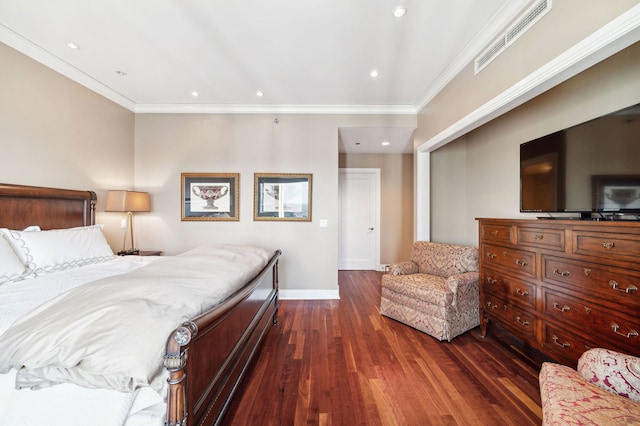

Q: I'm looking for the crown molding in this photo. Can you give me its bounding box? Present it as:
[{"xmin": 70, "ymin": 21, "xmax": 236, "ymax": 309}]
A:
[
  {"xmin": 418, "ymin": 3, "xmax": 640, "ymax": 153},
  {"xmin": 134, "ymin": 103, "xmax": 417, "ymax": 115},
  {"xmin": 0, "ymin": 24, "xmax": 137, "ymax": 111}
]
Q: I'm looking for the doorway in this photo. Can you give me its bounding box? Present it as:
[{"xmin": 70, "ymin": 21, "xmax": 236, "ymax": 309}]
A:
[{"xmin": 338, "ymin": 168, "xmax": 380, "ymax": 270}]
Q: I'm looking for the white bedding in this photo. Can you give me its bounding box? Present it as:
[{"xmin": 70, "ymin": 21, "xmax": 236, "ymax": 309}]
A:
[
  {"xmin": 0, "ymin": 244, "xmax": 271, "ymax": 426},
  {"xmin": 0, "ymin": 255, "xmax": 163, "ymax": 426}
]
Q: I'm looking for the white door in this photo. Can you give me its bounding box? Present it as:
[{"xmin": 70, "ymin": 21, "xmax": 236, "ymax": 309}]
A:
[{"xmin": 338, "ymin": 168, "xmax": 380, "ymax": 270}]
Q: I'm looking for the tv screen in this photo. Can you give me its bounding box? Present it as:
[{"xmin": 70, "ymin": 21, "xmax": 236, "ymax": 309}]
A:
[{"xmin": 520, "ymin": 102, "xmax": 640, "ymax": 215}]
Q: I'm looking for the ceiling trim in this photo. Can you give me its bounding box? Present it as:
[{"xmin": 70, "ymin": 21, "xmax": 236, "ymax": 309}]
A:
[
  {"xmin": 0, "ymin": 23, "xmax": 137, "ymax": 111},
  {"xmin": 413, "ymin": 0, "xmax": 529, "ymax": 112},
  {"xmin": 418, "ymin": 3, "xmax": 640, "ymax": 153},
  {"xmin": 134, "ymin": 104, "xmax": 417, "ymax": 115}
]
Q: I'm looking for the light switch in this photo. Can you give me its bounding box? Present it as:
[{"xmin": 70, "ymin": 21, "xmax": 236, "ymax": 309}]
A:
[{"xmin": 319, "ymin": 219, "xmax": 328, "ymax": 228}]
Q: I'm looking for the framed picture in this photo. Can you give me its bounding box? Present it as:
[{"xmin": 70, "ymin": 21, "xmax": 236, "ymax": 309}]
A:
[
  {"xmin": 181, "ymin": 173, "xmax": 239, "ymax": 221},
  {"xmin": 592, "ymin": 175, "xmax": 640, "ymax": 211},
  {"xmin": 254, "ymin": 173, "xmax": 312, "ymax": 221}
]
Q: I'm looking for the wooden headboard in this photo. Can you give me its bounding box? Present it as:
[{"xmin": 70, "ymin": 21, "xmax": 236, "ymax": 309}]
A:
[{"xmin": 0, "ymin": 183, "xmax": 96, "ymax": 230}]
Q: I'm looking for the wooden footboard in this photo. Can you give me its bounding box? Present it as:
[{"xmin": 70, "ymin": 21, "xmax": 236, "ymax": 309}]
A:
[{"xmin": 164, "ymin": 249, "xmax": 281, "ymax": 426}]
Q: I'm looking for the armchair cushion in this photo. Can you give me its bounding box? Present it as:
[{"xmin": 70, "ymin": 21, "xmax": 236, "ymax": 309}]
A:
[
  {"xmin": 578, "ymin": 348, "xmax": 640, "ymax": 402},
  {"xmin": 410, "ymin": 241, "xmax": 478, "ymax": 277}
]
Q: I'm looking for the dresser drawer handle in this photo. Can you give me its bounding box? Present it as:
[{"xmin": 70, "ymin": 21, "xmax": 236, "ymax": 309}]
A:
[
  {"xmin": 609, "ymin": 281, "xmax": 638, "ymax": 294},
  {"xmin": 491, "ymin": 230, "xmax": 499, "ymax": 236},
  {"xmin": 552, "ymin": 335, "xmax": 570, "ymax": 348},
  {"xmin": 552, "ymin": 268, "xmax": 570, "ymax": 277},
  {"xmin": 602, "ymin": 241, "xmax": 615, "ymax": 249},
  {"xmin": 552, "ymin": 302, "xmax": 570, "ymax": 312},
  {"xmin": 515, "ymin": 316, "xmax": 530, "ymax": 327},
  {"xmin": 486, "ymin": 302, "xmax": 499, "ymax": 310},
  {"xmin": 611, "ymin": 323, "xmax": 639, "ymax": 339},
  {"xmin": 534, "ymin": 234, "xmax": 544, "ymax": 240},
  {"xmin": 486, "ymin": 277, "xmax": 498, "ymax": 285},
  {"xmin": 487, "ymin": 253, "xmax": 497, "ymax": 259},
  {"xmin": 515, "ymin": 288, "xmax": 529, "ymax": 297},
  {"xmin": 515, "ymin": 259, "xmax": 528, "ymax": 267}
]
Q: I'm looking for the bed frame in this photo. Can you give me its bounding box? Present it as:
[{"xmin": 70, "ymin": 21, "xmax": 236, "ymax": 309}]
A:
[{"xmin": 0, "ymin": 183, "xmax": 281, "ymax": 426}]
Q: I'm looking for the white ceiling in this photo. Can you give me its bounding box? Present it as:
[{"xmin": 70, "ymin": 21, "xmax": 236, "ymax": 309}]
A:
[{"xmin": 0, "ymin": 0, "xmax": 528, "ymax": 153}]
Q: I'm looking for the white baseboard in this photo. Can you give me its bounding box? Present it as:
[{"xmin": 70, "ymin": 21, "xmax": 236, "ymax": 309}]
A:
[{"xmin": 279, "ymin": 289, "xmax": 340, "ymax": 300}]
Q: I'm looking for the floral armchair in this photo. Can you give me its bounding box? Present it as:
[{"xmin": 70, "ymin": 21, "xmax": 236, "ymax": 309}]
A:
[
  {"xmin": 379, "ymin": 241, "xmax": 479, "ymax": 341},
  {"xmin": 540, "ymin": 348, "xmax": 640, "ymax": 424}
]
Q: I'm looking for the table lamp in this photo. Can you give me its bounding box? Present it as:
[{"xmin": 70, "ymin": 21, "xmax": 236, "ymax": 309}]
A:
[{"xmin": 105, "ymin": 190, "xmax": 150, "ymax": 255}]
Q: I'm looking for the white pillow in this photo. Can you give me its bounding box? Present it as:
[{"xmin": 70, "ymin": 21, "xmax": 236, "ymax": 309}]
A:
[
  {"xmin": 3, "ymin": 225, "xmax": 115, "ymax": 275},
  {"xmin": 0, "ymin": 231, "xmax": 28, "ymax": 284}
]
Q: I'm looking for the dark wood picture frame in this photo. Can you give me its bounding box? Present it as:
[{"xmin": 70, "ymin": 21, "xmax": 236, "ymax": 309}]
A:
[
  {"xmin": 181, "ymin": 172, "xmax": 239, "ymax": 221},
  {"xmin": 254, "ymin": 173, "xmax": 312, "ymax": 221}
]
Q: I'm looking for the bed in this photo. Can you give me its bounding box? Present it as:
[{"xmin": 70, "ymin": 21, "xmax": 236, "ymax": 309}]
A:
[{"xmin": 0, "ymin": 183, "xmax": 281, "ymax": 426}]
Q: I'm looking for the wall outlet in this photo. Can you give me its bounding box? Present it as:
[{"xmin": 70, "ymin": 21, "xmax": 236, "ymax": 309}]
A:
[{"xmin": 120, "ymin": 218, "xmax": 127, "ymax": 229}]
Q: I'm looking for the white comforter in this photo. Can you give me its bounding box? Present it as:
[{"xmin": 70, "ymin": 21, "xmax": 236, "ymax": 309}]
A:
[{"xmin": 0, "ymin": 244, "xmax": 271, "ymax": 426}]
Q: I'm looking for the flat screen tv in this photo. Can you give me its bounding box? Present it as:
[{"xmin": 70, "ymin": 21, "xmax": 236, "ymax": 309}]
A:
[{"xmin": 520, "ymin": 102, "xmax": 640, "ymax": 217}]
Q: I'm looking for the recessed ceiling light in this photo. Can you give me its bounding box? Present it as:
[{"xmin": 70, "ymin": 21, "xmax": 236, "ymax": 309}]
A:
[
  {"xmin": 191, "ymin": 91, "xmax": 199, "ymax": 97},
  {"xmin": 115, "ymin": 70, "xmax": 127, "ymax": 76},
  {"xmin": 65, "ymin": 42, "xmax": 79, "ymax": 50},
  {"xmin": 256, "ymin": 91, "xmax": 264, "ymax": 97},
  {"xmin": 382, "ymin": 141, "xmax": 390, "ymax": 146},
  {"xmin": 393, "ymin": 6, "xmax": 407, "ymax": 18},
  {"xmin": 370, "ymin": 69, "xmax": 379, "ymax": 78}
]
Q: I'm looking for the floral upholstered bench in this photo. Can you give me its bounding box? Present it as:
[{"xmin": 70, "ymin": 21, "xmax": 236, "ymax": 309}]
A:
[{"xmin": 379, "ymin": 241, "xmax": 479, "ymax": 341}]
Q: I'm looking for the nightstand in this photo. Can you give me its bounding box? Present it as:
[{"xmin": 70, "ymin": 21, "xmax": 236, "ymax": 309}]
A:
[{"xmin": 118, "ymin": 250, "xmax": 163, "ymax": 256}]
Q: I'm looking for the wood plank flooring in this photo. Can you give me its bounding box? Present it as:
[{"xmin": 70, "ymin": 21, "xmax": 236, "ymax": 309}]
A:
[{"xmin": 223, "ymin": 271, "xmax": 542, "ymax": 425}]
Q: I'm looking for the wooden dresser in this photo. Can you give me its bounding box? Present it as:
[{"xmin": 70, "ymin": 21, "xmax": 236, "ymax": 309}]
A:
[{"xmin": 477, "ymin": 218, "xmax": 640, "ymax": 367}]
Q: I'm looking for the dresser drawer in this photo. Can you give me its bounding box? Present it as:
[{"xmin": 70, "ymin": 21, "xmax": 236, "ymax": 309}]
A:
[
  {"xmin": 482, "ymin": 296, "xmax": 537, "ymax": 339},
  {"xmin": 480, "ymin": 223, "xmax": 512, "ymax": 244},
  {"xmin": 542, "ymin": 256, "xmax": 640, "ymax": 310},
  {"xmin": 517, "ymin": 226, "xmax": 565, "ymax": 251},
  {"xmin": 542, "ymin": 323, "xmax": 593, "ymax": 367},
  {"xmin": 573, "ymin": 230, "xmax": 640, "ymax": 263},
  {"xmin": 542, "ymin": 288, "xmax": 640, "ymax": 352},
  {"xmin": 482, "ymin": 268, "xmax": 537, "ymax": 309},
  {"xmin": 482, "ymin": 244, "xmax": 536, "ymax": 279}
]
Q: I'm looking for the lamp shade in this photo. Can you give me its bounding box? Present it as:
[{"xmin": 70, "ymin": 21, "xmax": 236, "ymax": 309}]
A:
[{"xmin": 105, "ymin": 190, "xmax": 150, "ymax": 212}]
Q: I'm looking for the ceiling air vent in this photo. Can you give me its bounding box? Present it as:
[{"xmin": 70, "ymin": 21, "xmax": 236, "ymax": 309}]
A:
[{"xmin": 474, "ymin": 0, "xmax": 552, "ymax": 74}]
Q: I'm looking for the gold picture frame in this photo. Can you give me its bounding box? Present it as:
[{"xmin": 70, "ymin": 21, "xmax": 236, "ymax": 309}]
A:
[
  {"xmin": 254, "ymin": 173, "xmax": 312, "ymax": 221},
  {"xmin": 181, "ymin": 173, "xmax": 239, "ymax": 221},
  {"xmin": 592, "ymin": 175, "xmax": 640, "ymax": 211}
]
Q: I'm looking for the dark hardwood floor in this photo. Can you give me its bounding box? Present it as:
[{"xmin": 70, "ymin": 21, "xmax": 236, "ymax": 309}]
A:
[{"xmin": 223, "ymin": 271, "xmax": 542, "ymax": 425}]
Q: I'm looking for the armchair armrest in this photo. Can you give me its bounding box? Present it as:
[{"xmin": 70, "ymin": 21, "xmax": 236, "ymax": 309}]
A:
[
  {"xmin": 387, "ymin": 261, "xmax": 418, "ymax": 276},
  {"xmin": 577, "ymin": 348, "xmax": 640, "ymax": 402},
  {"xmin": 445, "ymin": 271, "xmax": 479, "ymax": 307}
]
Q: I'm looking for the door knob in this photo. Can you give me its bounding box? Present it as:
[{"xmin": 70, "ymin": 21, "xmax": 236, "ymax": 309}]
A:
[{"xmin": 368, "ymin": 227, "xmax": 374, "ymax": 231}]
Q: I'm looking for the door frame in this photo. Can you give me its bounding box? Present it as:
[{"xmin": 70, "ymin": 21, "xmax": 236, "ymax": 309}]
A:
[{"xmin": 338, "ymin": 168, "xmax": 381, "ymax": 270}]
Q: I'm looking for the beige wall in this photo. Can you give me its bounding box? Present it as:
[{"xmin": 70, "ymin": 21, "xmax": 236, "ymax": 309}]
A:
[
  {"xmin": 339, "ymin": 153, "xmax": 414, "ymax": 263},
  {"xmin": 133, "ymin": 113, "xmax": 414, "ymax": 295},
  {"xmin": 416, "ymin": 0, "xmax": 639, "ymax": 147},
  {"xmin": 430, "ymin": 41, "xmax": 640, "ymax": 246},
  {"xmin": 0, "ymin": 42, "xmax": 135, "ymax": 249}
]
